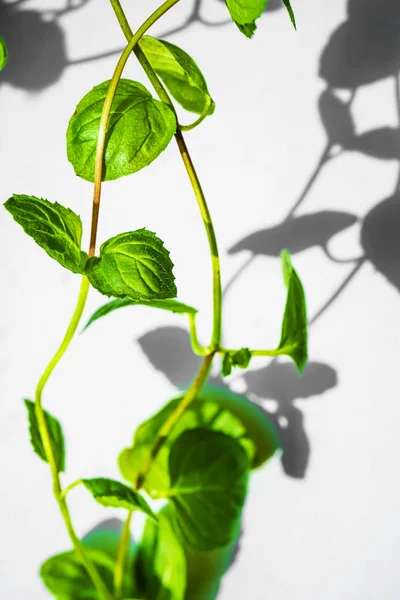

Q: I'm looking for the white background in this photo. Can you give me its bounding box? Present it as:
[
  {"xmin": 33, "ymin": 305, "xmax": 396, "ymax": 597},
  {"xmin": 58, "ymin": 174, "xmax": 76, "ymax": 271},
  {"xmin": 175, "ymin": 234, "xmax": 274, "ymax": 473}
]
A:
[{"xmin": 1, "ymin": 0, "xmax": 400, "ymax": 598}]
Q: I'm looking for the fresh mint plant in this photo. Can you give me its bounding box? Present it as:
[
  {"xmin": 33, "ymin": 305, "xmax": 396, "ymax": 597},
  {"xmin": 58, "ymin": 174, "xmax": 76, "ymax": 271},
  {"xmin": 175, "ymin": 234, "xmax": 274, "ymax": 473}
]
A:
[{"xmin": 4, "ymin": 1, "xmax": 305, "ymax": 599}]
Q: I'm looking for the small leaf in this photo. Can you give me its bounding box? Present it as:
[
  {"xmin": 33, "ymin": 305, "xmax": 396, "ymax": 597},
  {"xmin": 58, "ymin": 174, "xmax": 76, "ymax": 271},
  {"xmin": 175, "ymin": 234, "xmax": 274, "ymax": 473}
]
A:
[
  {"xmin": 67, "ymin": 79, "xmax": 176, "ymax": 182},
  {"xmin": 86, "ymin": 229, "xmax": 177, "ymax": 301},
  {"xmin": 276, "ymin": 249, "xmax": 308, "ymax": 372},
  {"xmin": 225, "ymin": 0, "xmax": 267, "ymax": 38},
  {"xmin": 82, "ymin": 478, "xmax": 157, "ymax": 521},
  {"xmin": 137, "ymin": 505, "xmax": 187, "ymax": 600},
  {"xmin": 167, "ymin": 429, "xmax": 250, "ymax": 551},
  {"xmin": 84, "ymin": 297, "xmax": 197, "ymax": 331},
  {"xmin": 24, "ymin": 399, "xmax": 65, "ymax": 473},
  {"xmin": 4, "ymin": 195, "xmax": 87, "ymax": 274},
  {"xmin": 0, "ymin": 36, "xmax": 8, "ymax": 71},
  {"xmin": 222, "ymin": 348, "xmax": 252, "ymax": 377},
  {"xmin": 140, "ymin": 36, "xmax": 215, "ymax": 116},
  {"xmin": 282, "ymin": 0, "xmax": 296, "ymax": 29},
  {"xmin": 41, "ymin": 548, "xmax": 116, "ymax": 599}
]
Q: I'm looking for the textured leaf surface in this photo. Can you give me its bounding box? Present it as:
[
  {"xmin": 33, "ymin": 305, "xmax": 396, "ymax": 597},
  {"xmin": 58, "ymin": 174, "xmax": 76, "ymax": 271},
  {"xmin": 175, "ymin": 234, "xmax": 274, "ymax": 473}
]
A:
[
  {"xmin": 167, "ymin": 429, "xmax": 250, "ymax": 551},
  {"xmin": 84, "ymin": 297, "xmax": 197, "ymax": 330},
  {"xmin": 24, "ymin": 399, "xmax": 65, "ymax": 473},
  {"xmin": 137, "ymin": 505, "xmax": 186, "ymax": 600},
  {"xmin": 40, "ymin": 548, "xmax": 125, "ymax": 599},
  {"xmin": 140, "ymin": 36, "xmax": 214, "ymax": 116},
  {"xmin": 82, "ymin": 478, "xmax": 157, "ymax": 520},
  {"xmin": 0, "ymin": 36, "xmax": 8, "ymax": 71},
  {"xmin": 277, "ymin": 249, "xmax": 308, "ymax": 372},
  {"xmin": 67, "ymin": 79, "xmax": 176, "ymax": 182},
  {"xmin": 4, "ymin": 195, "xmax": 87, "ymax": 274},
  {"xmin": 86, "ymin": 229, "xmax": 177, "ymax": 301}
]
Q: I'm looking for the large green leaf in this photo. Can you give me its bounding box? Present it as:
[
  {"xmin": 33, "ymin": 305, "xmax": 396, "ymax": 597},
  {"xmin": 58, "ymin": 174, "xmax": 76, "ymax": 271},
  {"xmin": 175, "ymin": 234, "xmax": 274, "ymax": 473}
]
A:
[
  {"xmin": 118, "ymin": 385, "xmax": 279, "ymax": 497},
  {"xmin": 225, "ymin": 0, "xmax": 268, "ymax": 38},
  {"xmin": 24, "ymin": 399, "xmax": 65, "ymax": 473},
  {"xmin": 140, "ymin": 36, "xmax": 215, "ymax": 116},
  {"xmin": 82, "ymin": 478, "xmax": 157, "ymax": 521},
  {"xmin": 67, "ymin": 79, "xmax": 176, "ymax": 182},
  {"xmin": 40, "ymin": 548, "xmax": 133, "ymax": 599},
  {"xmin": 4, "ymin": 195, "xmax": 87, "ymax": 274},
  {"xmin": 137, "ymin": 505, "xmax": 187, "ymax": 600},
  {"xmin": 83, "ymin": 297, "xmax": 197, "ymax": 331},
  {"xmin": 276, "ymin": 249, "xmax": 308, "ymax": 372},
  {"xmin": 0, "ymin": 36, "xmax": 8, "ymax": 71},
  {"xmin": 85, "ymin": 229, "xmax": 177, "ymax": 301},
  {"xmin": 167, "ymin": 429, "xmax": 250, "ymax": 551}
]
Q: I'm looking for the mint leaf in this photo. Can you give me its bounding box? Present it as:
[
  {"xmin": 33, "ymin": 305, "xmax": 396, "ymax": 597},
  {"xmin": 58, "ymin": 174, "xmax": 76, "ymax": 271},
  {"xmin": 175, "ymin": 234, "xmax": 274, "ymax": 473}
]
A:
[
  {"xmin": 167, "ymin": 429, "xmax": 250, "ymax": 551},
  {"xmin": 0, "ymin": 36, "xmax": 8, "ymax": 71},
  {"xmin": 84, "ymin": 298, "xmax": 197, "ymax": 331},
  {"xmin": 67, "ymin": 79, "xmax": 176, "ymax": 182},
  {"xmin": 282, "ymin": 0, "xmax": 296, "ymax": 29},
  {"xmin": 4, "ymin": 195, "xmax": 87, "ymax": 274},
  {"xmin": 137, "ymin": 505, "xmax": 186, "ymax": 600},
  {"xmin": 86, "ymin": 229, "xmax": 177, "ymax": 301},
  {"xmin": 24, "ymin": 399, "xmax": 65, "ymax": 473},
  {"xmin": 225, "ymin": 0, "xmax": 267, "ymax": 38},
  {"xmin": 140, "ymin": 36, "xmax": 215, "ymax": 116},
  {"xmin": 277, "ymin": 249, "xmax": 308, "ymax": 372},
  {"xmin": 82, "ymin": 478, "xmax": 157, "ymax": 521},
  {"xmin": 40, "ymin": 548, "xmax": 115, "ymax": 599},
  {"xmin": 222, "ymin": 348, "xmax": 252, "ymax": 377}
]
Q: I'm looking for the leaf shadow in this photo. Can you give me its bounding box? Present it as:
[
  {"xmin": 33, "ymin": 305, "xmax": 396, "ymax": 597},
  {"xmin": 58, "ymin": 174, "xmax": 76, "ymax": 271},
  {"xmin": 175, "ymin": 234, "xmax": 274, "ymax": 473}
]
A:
[
  {"xmin": 319, "ymin": 0, "xmax": 400, "ymax": 89},
  {"xmin": 137, "ymin": 325, "xmax": 338, "ymax": 479}
]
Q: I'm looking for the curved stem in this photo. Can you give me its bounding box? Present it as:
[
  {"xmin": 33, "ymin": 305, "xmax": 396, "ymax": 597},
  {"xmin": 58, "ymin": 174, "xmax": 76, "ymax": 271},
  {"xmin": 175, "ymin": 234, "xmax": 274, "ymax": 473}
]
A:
[
  {"xmin": 34, "ymin": 277, "xmax": 113, "ymax": 600},
  {"xmin": 179, "ymin": 96, "xmax": 213, "ymax": 132},
  {"xmin": 175, "ymin": 130, "xmax": 222, "ymax": 347},
  {"xmin": 114, "ymin": 510, "xmax": 133, "ymax": 598},
  {"xmin": 89, "ymin": 0, "xmax": 181, "ymax": 257},
  {"xmin": 188, "ymin": 313, "xmax": 209, "ymax": 356}
]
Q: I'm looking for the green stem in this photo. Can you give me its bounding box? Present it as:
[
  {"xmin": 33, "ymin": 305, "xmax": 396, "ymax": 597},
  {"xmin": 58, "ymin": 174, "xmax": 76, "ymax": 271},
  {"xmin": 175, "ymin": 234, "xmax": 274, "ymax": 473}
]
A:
[
  {"xmin": 188, "ymin": 313, "xmax": 209, "ymax": 356},
  {"xmin": 34, "ymin": 277, "xmax": 113, "ymax": 600},
  {"xmin": 109, "ymin": 0, "xmax": 223, "ymax": 349},
  {"xmin": 175, "ymin": 130, "xmax": 222, "ymax": 348},
  {"xmin": 114, "ymin": 511, "xmax": 133, "ymax": 598},
  {"xmin": 218, "ymin": 346, "xmax": 295, "ymax": 357},
  {"xmin": 135, "ymin": 352, "xmax": 215, "ymax": 491},
  {"xmin": 179, "ymin": 96, "xmax": 213, "ymax": 132},
  {"xmin": 59, "ymin": 478, "xmax": 83, "ymax": 501}
]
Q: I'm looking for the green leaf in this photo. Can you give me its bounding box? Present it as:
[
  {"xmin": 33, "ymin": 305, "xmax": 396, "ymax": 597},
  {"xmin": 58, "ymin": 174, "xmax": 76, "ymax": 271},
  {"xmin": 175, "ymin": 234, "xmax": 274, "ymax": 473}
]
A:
[
  {"xmin": 24, "ymin": 399, "xmax": 65, "ymax": 473},
  {"xmin": 85, "ymin": 229, "xmax": 177, "ymax": 301},
  {"xmin": 118, "ymin": 385, "xmax": 279, "ymax": 497},
  {"xmin": 277, "ymin": 249, "xmax": 308, "ymax": 372},
  {"xmin": 4, "ymin": 195, "xmax": 88, "ymax": 274},
  {"xmin": 167, "ymin": 429, "xmax": 250, "ymax": 551},
  {"xmin": 137, "ymin": 505, "xmax": 187, "ymax": 600},
  {"xmin": 225, "ymin": 0, "xmax": 267, "ymax": 38},
  {"xmin": 0, "ymin": 36, "xmax": 8, "ymax": 71},
  {"xmin": 82, "ymin": 478, "xmax": 157, "ymax": 521},
  {"xmin": 222, "ymin": 348, "xmax": 252, "ymax": 377},
  {"xmin": 83, "ymin": 297, "xmax": 197, "ymax": 331},
  {"xmin": 140, "ymin": 36, "xmax": 215, "ymax": 116},
  {"xmin": 67, "ymin": 79, "xmax": 176, "ymax": 182},
  {"xmin": 40, "ymin": 548, "xmax": 120, "ymax": 599},
  {"xmin": 282, "ymin": 0, "xmax": 297, "ymax": 29}
]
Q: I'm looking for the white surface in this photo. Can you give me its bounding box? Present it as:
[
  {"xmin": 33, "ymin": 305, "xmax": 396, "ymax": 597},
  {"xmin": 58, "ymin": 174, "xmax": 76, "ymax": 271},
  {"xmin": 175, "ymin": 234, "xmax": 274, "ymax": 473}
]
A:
[{"xmin": 1, "ymin": 0, "xmax": 399, "ymax": 598}]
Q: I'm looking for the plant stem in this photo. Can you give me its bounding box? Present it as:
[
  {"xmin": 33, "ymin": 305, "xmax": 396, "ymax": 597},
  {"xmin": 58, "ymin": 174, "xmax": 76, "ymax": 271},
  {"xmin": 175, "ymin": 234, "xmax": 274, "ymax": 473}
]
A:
[
  {"xmin": 88, "ymin": 0, "xmax": 181, "ymax": 257},
  {"xmin": 109, "ymin": 0, "xmax": 223, "ymax": 349},
  {"xmin": 34, "ymin": 276, "xmax": 113, "ymax": 600},
  {"xmin": 135, "ymin": 352, "xmax": 215, "ymax": 491},
  {"xmin": 114, "ymin": 510, "xmax": 133, "ymax": 598},
  {"xmin": 174, "ymin": 130, "xmax": 222, "ymax": 347},
  {"xmin": 188, "ymin": 313, "xmax": 209, "ymax": 355}
]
